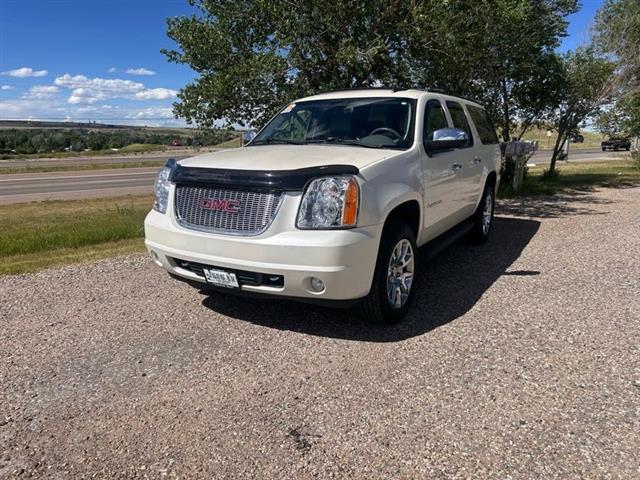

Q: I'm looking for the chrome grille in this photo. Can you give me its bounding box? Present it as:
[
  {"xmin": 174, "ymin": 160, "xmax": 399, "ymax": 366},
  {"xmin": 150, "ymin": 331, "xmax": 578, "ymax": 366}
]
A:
[{"xmin": 174, "ymin": 185, "xmax": 282, "ymax": 235}]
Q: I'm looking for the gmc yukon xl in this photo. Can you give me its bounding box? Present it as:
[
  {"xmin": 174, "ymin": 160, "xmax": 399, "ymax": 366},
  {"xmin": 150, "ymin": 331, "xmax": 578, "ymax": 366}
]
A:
[{"xmin": 144, "ymin": 89, "xmax": 501, "ymax": 324}]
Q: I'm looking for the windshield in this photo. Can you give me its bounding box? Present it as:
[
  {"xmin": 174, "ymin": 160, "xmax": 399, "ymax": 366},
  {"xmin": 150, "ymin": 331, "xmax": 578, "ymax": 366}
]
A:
[{"xmin": 251, "ymin": 97, "xmax": 416, "ymax": 150}]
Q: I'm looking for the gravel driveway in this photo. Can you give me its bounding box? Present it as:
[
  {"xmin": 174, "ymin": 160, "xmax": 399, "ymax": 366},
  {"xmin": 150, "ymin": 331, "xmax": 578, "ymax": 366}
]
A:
[{"xmin": 1, "ymin": 187, "xmax": 639, "ymax": 479}]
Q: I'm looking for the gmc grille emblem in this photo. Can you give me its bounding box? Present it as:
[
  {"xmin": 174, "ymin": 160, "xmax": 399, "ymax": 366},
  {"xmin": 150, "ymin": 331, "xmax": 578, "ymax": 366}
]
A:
[{"xmin": 198, "ymin": 198, "xmax": 241, "ymax": 213}]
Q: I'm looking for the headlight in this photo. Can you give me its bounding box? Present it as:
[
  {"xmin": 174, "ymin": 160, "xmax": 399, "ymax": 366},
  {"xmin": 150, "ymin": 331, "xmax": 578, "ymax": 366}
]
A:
[
  {"xmin": 153, "ymin": 159, "xmax": 176, "ymax": 213},
  {"xmin": 297, "ymin": 176, "xmax": 359, "ymax": 229}
]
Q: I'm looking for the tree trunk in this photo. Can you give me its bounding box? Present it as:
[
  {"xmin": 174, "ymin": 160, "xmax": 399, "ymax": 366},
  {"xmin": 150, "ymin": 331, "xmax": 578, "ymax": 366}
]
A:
[
  {"xmin": 501, "ymin": 78, "xmax": 510, "ymax": 141},
  {"xmin": 549, "ymin": 126, "xmax": 566, "ymax": 175}
]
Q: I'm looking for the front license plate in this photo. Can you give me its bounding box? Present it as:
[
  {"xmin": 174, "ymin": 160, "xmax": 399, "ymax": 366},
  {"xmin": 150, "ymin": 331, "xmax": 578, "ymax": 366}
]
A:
[{"xmin": 203, "ymin": 268, "xmax": 239, "ymax": 288}]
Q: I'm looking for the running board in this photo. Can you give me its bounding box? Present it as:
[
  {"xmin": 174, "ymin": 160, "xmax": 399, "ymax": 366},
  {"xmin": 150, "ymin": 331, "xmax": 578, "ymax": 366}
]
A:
[{"xmin": 421, "ymin": 218, "xmax": 474, "ymax": 259}]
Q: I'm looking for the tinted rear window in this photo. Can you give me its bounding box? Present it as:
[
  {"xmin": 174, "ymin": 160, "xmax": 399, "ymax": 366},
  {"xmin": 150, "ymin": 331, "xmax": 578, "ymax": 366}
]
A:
[{"xmin": 467, "ymin": 106, "xmax": 499, "ymax": 144}]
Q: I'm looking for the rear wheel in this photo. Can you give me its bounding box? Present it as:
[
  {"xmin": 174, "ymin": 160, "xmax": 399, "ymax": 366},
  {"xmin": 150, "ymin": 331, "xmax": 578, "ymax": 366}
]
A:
[
  {"xmin": 467, "ymin": 182, "xmax": 495, "ymax": 244},
  {"xmin": 358, "ymin": 222, "xmax": 417, "ymax": 325}
]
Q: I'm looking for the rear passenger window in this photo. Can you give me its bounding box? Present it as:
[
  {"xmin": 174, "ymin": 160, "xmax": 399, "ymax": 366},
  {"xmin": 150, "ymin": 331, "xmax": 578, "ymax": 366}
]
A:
[
  {"xmin": 423, "ymin": 100, "xmax": 448, "ymax": 141},
  {"xmin": 446, "ymin": 101, "xmax": 473, "ymax": 147},
  {"xmin": 467, "ymin": 106, "xmax": 499, "ymax": 144}
]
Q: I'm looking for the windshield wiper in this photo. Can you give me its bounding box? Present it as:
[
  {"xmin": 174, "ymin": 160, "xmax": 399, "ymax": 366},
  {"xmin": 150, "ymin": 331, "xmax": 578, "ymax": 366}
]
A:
[
  {"xmin": 305, "ymin": 137, "xmax": 388, "ymax": 149},
  {"xmin": 251, "ymin": 138, "xmax": 305, "ymax": 146}
]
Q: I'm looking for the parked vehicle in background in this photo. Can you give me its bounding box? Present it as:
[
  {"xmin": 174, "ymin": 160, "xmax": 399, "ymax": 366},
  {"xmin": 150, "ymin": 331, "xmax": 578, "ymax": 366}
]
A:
[
  {"xmin": 571, "ymin": 134, "xmax": 584, "ymax": 143},
  {"xmin": 145, "ymin": 89, "xmax": 501, "ymax": 324},
  {"xmin": 601, "ymin": 137, "xmax": 631, "ymax": 151}
]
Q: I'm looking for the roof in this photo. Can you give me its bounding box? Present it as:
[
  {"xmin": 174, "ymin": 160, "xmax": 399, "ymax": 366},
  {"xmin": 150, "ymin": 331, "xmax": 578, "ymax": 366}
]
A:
[{"xmin": 295, "ymin": 88, "xmax": 484, "ymax": 108}]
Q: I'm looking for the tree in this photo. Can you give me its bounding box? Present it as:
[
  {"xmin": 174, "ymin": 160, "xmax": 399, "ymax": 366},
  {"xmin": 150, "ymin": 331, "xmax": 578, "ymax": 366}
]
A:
[
  {"xmin": 407, "ymin": 0, "xmax": 576, "ymax": 141},
  {"xmin": 595, "ymin": 92, "xmax": 640, "ymax": 139},
  {"xmin": 544, "ymin": 47, "xmax": 614, "ymax": 174},
  {"xmin": 594, "ymin": 0, "xmax": 640, "ymax": 95},
  {"xmin": 593, "ymin": 0, "xmax": 640, "ymax": 149},
  {"xmin": 164, "ymin": 0, "xmax": 577, "ymax": 133}
]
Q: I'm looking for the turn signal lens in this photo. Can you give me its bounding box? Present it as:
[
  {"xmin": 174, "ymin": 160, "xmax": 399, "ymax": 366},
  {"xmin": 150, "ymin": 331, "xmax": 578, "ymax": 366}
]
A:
[{"xmin": 342, "ymin": 177, "xmax": 359, "ymax": 226}]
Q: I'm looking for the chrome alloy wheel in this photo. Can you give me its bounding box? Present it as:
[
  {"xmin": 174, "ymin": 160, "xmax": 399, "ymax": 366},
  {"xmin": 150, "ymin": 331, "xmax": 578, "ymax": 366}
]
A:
[
  {"xmin": 482, "ymin": 192, "xmax": 493, "ymax": 235},
  {"xmin": 386, "ymin": 239, "xmax": 415, "ymax": 309}
]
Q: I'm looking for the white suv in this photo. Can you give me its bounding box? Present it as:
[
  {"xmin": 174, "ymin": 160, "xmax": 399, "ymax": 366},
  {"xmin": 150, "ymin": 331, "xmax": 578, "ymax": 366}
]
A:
[{"xmin": 144, "ymin": 89, "xmax": 501, "ymax": 324}]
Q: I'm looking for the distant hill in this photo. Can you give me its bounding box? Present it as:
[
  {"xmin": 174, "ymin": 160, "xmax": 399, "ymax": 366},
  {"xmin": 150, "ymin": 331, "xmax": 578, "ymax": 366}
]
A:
[{"xmin": 0, "ymin": 120, "xmax": 203, "ymax": 134}]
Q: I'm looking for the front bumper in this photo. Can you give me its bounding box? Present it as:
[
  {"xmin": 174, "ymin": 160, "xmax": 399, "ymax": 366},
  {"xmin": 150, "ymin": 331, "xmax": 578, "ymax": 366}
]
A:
[{"xmin": 144, "ymin": 192, "xmax": 382, "ymax": 301}]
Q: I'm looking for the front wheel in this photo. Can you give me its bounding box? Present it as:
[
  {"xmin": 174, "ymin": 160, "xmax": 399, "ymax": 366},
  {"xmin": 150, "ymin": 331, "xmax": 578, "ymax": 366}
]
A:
[
  {"xmin": 358, "ymin": 222, "xmax": 417, "ymax": 325},
  {"xmin": 467, "ymin": 183, "xmax": 495, "ymax": 244}
]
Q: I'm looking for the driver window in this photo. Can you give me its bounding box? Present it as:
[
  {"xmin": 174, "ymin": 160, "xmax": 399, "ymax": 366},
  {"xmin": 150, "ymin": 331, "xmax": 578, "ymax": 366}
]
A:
[{"xmin": 423, "ymin": 100, "xmax": 448, "ymax": 142}]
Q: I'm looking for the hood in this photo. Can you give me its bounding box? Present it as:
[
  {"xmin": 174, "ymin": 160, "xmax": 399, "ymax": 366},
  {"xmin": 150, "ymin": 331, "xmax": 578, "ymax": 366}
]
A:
[{"xmin": 177, "ymin": 144, "xmax": 404, "ymax": 171}]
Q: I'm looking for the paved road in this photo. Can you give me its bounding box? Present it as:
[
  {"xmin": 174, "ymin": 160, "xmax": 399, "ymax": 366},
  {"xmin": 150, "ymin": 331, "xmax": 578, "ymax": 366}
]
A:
[
  {"xmin": 528, "ymin": 147, "xmax": 627, "ymax": 164},
  {"xmin": 0, "ymin": 148, "xmax": 628, "ymax": 204},
  {"xmin": 1, "ymin": 187, "xmax": 638, "ymax": 478},
  {"xmin": 0, "ymin": 167, "xmax": 158, "ymax": 203}
]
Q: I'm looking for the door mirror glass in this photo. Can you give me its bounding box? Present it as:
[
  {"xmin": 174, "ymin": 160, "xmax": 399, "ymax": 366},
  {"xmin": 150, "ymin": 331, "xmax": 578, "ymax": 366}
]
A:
[{"xmin": 425, "ymin": 128, "xmax": 469, "ymax": 152}]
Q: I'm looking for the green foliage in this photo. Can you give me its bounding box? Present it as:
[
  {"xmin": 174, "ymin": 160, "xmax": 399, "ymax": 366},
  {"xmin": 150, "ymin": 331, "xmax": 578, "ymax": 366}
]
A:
[
  {"xmin": 542, "ymin": 47, "xmax": 615, "ymax": 172},
  {"xmin": 0, "ymin": 128, "xmax": 237, "ymax": 156},
  {"xmin": 595, "ymin": 92, "xmax": 640, "ymax": 138},
  {"xmin": 594, "ymin": 0, "xmax": 640, "ymax": 94},
  {"xmin": 164, "ymin": 0, "xmax": 577, "ymax": 133}
]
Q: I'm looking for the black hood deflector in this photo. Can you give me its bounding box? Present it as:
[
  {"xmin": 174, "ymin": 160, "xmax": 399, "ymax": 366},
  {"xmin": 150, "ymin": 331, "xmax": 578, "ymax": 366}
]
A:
[{"xmin": 170, "ymin": 164, "xmax": 359, "ymax": 191}]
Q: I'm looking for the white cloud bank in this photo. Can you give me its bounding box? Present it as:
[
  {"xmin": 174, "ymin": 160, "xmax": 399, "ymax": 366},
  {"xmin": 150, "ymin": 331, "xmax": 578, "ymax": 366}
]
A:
[
  {"xmin": 54, "ymin": 74, "xmax": 177, "ymax": 104},
  {"xmin": 22, "ymin": 85, "xmax": 60, "ymax": 99},
  {"xmin": 1, "ymin": 67, "xmax": 48, "ymax": 78},
  {"xmin": 134, "ymin": 88, "xmax": 177, "ymax": 100},
  {"xmin": 126, "ymin": 67, "xmax": 156, "ymax": 76},
  {"xmin": 1, "ymin": 85, "xmax": 14, "ymax": 90}
]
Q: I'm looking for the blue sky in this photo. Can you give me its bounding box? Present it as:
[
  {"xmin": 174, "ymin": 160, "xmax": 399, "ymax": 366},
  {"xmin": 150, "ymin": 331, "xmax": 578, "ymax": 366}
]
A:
[{"xmin": 0, "ymin": 0, "xmax": 604, "ymax": 126}]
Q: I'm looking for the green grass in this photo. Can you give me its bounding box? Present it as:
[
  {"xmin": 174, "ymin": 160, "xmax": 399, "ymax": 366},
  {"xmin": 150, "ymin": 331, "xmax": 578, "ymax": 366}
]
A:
[
  {"xmin": 0, "ymin": 195, "xmax": 152, "ymax": 275},
  {"xmin": 0, "ymin": 160, "xmax": 166, "ymax": 175},
  {"xmin": 499, "ymin": 159, "xmax": 640, "ymax": 197},
  {"xmin": 521, "ymin": 127, "xmax": 605, "ymax": 149}
]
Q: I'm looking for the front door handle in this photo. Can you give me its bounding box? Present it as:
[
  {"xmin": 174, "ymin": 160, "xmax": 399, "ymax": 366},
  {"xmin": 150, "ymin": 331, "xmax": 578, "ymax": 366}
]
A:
[
  {"xmin": 473, "ymin": 157, "xmax": 482, "ymax": 165},
  {"xmin": 451, "ymin": 163, "xmax": 463, "ymax": 173}
]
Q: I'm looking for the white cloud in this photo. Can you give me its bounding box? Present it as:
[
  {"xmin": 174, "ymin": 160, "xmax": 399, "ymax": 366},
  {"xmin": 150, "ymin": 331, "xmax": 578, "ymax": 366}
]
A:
[
  {"xmin": 126, "ymin": 107, "xmax": 175, "ymax": 119},
  {"xmin": 107, "ymin": 67, "xmax": 117, "ymax": 73},
  {"xmin": 134, "ymin": 88, "xmax": 177, "ymax": 100},
  {"xmin": 126, "ymin": 67, "xmax": 156, "ymax": 76},
  {"xmin": 54, "ymin": 73, "xmax": 176, "ymax": 104},
  {"xmin": 1, "ymin": 85, "xmax": 14, "ymax": 90},
  {"xmin": 22, "ymin": 85, "xmax": 59, "ymax": 99},
  {"xmin": 1, "ymin": 67, "xmax": 48, "ymax": 78}
]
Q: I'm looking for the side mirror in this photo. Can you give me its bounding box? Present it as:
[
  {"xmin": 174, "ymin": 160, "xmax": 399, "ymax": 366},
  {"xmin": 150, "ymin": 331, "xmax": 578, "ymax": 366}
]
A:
[{"xmin": 425, "ymin": 128, "xmax": 469, "ymax": 152}]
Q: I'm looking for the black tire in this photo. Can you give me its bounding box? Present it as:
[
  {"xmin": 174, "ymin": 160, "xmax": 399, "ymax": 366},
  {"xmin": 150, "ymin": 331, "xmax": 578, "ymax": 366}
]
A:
[
  {"xmin": 467, "ymin": 182, "xmax": 495, "ymax": 245},
  {"xmin": 602, "ymin": 147, "xmax": 606, "ymax": 151},
  {"xmin": 614, "ymin": 146, "xmax": 619, "ymax": 151},
  {"xmin": 357, "ymin": 222, "xmax": 417, "ymax": 325},
  {"xmin": 626, "ymin": 146, "xmax": 630, "ymax": 151}
]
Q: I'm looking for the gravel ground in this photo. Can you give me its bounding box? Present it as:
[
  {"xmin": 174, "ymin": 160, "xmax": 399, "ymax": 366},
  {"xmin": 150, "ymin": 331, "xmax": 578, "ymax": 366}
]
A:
[{"xmin": 1, "ymin": 187, "xmax": 639, "ymax": 479}]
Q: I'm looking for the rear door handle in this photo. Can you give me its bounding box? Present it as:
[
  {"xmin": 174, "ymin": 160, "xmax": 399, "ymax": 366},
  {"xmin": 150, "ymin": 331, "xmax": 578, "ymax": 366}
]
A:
[
  {"xmin": 473, "ymin": 157, "xmax": 482, "ymax": 165},
  {"xmin": 451, "ymin": 163, "xmax": 463, "ymax": 173}
]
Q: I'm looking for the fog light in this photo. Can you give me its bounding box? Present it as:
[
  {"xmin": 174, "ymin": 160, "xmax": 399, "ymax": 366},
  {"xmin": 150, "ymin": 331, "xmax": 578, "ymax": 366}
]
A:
[
  {"xmin": 310, "ymin": 277, "xmax": 325, "ymax": 293},
  {"xmin": 150, "ymin": 250, "xmax": 162, "ymax": 267}
]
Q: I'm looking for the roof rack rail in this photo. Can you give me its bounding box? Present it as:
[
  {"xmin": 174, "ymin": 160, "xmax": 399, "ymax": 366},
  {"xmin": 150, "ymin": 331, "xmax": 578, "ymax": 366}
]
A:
[
  {"xmin": 425, "ymin": 87, "xmax": 481, "ymax": 104},
  {"xmin": 325, "ymin": 86, "xmax": 407, "ymax": 93}
]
